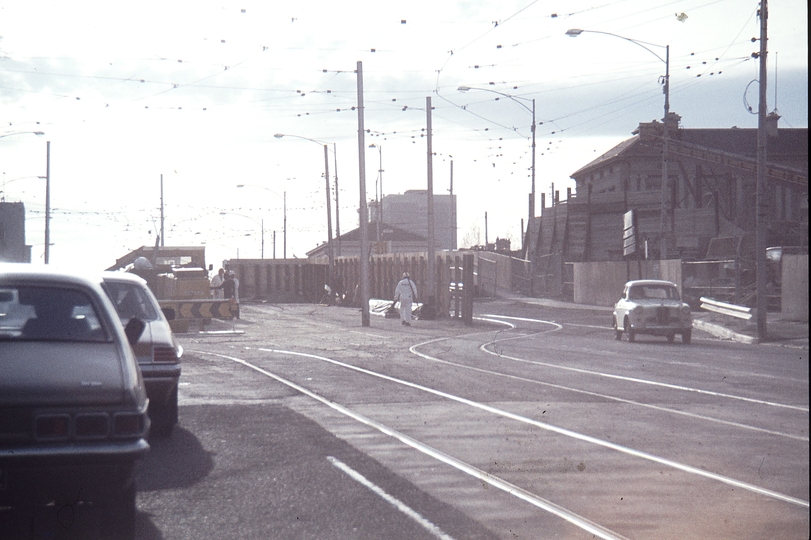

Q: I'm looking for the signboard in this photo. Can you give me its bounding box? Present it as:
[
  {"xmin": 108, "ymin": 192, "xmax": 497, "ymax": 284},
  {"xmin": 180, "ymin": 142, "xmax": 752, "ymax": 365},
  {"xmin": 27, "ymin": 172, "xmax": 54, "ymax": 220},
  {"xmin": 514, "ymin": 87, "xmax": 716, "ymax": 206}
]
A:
[{"xmin": 623, "ymin": 210, "xmax": 637, "ymax": 257}]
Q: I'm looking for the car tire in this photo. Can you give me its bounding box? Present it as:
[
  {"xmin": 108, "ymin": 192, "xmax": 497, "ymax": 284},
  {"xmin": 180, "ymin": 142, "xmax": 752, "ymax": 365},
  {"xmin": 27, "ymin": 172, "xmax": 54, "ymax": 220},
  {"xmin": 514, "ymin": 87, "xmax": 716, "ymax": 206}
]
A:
[
  {"xmin": 613, "ymin": 317, "xmax": 623, "ymax": 340},
  {"xmin": 103, "ymin": 482, "xmax": 136, "ymax": 540},
  {"xmin": 150, "ymin": 387, "xmax": 178, "ymax": 437},
  {"xmin": 625, "ymin": 318, "xmax": 635, "ymax": 342},
  {"xmin": 682, "ymin": 329, "xmax": 692, "ymax": 344}
]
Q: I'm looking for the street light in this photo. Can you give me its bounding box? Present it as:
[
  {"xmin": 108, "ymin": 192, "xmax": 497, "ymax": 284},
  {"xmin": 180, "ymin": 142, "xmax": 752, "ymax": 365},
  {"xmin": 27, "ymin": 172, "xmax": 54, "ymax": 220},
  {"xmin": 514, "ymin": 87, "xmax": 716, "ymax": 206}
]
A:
[
  {"xmin": 274, "ymin": 133, "xmax": 335, "ymax": 275},
  {"xmin": 219, "ymin": 212, "xmax": 265, "ymax": 259},
  {"xmin": 566, "ymin": 28, "xmax": 671, "ymax": 259},
  {"xmin": 457, "ymin": 85, "xmax": 537, "ymax": 225},
  {"xmin": 236, "ymin": 184, "xmax": 287, "ymax": 259}
]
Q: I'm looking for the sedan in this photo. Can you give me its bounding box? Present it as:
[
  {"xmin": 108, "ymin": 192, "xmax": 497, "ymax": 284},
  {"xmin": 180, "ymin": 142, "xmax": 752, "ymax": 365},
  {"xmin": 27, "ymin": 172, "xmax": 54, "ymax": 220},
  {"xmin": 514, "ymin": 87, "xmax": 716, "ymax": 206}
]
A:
[
  {"xmin": 613, "ymin": 279, "xmax": 692, "ymax": 343},
  {"xmin": 0, "ymin": 264, "xmax": 150, "ymax": 539},
  {"xmin": 102, "ymin": 271, "xmax": 182, "ymax": 436}
]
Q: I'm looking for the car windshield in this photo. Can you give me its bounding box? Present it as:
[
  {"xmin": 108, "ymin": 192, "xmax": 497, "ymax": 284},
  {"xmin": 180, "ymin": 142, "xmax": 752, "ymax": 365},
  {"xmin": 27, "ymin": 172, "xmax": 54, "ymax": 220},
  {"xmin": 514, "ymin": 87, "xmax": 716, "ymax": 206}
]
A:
[
  {"xmin": 628, "ymin": 284, "xmax": 680, "ymax": 301},
  {"xmin": 0, "ymin": 286, "xmax": 108, "ymax": 342},
  {"xmin": 104, "ymin": 281, "xmax": 160, "ymax": 321}
]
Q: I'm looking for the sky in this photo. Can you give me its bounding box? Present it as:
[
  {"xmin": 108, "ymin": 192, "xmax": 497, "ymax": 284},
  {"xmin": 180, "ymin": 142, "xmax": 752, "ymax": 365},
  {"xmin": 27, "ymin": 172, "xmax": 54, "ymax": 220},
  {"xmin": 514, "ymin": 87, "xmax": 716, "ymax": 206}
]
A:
[{"xmin": 1, "ymin": 0, "xmax": 807, "ymax": 272}]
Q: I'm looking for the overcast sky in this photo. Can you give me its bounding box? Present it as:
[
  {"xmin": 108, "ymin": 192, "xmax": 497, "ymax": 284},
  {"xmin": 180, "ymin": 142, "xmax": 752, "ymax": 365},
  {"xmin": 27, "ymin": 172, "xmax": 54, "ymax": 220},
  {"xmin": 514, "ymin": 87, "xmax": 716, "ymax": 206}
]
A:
[{"xmin": 1, "ymin": 0, "xmax": 807, "ymax": 271}]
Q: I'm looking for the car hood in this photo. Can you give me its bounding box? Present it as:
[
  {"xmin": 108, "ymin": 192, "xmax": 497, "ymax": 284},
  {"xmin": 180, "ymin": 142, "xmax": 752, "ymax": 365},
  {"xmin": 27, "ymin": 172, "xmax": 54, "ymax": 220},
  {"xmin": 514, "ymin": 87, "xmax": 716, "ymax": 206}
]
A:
[{"xmin": 0, "ymin": 341, "xmax": 134, "ymax": 407}]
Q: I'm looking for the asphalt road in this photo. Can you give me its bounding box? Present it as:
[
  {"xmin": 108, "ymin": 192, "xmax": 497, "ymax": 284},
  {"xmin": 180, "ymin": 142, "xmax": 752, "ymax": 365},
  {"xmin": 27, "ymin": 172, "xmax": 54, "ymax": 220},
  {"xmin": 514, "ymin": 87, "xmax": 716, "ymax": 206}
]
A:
[{"xmin": 134, "ymin": 300, "xmax": 809, "ymax": 539}]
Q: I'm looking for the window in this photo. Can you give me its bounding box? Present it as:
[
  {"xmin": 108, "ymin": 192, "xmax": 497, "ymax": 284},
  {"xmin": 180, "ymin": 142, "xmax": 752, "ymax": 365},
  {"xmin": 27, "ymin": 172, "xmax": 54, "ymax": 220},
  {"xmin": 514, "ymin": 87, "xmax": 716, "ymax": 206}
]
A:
[{"xmin": 1, "ymin": 286, "xmax": 108, "ymax": 342}]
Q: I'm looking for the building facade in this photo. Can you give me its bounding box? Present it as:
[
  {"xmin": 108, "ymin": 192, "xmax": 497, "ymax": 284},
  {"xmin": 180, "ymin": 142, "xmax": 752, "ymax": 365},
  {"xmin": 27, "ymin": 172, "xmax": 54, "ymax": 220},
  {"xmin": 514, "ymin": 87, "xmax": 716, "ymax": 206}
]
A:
[
  {"xmin": 0, "ymin": 202, "xmax": 31, "ymax": 263},
  {"xmin": 380, "ymin": 190, "xmax": 457, "ymax": 250}
]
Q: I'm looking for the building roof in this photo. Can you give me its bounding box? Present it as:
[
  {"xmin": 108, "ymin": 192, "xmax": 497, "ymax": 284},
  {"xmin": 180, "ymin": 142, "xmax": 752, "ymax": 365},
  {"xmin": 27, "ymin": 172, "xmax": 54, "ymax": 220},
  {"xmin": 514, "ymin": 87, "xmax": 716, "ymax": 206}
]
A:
[
  {"xmin": 336, "ymin": 221, "xmax": 427, "ymax": 243},
  {"xmin": 570, "ymin": 125, "xmax": 808, "ymax": 179}
]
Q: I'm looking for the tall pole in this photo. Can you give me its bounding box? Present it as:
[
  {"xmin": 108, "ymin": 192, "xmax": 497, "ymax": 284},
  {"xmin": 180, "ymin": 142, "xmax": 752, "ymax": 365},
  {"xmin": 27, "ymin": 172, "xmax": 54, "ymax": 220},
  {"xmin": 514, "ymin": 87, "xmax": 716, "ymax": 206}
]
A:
[
  {"xmin": 334, "ymin": 143, "xmax": 341, "ymax": 256},
  {"xmin": 755, "ymin": 0, "xmax": 769, "ymax": 340},
  {"xmin": 160, "ymin": 174, "xmax": 165, "ymax": 247},
  {"xmin": 660, "ymin": 45, "xmax": 670, "ymax": 260},
  {"xmin": 283, "ymin": 191, "xmax": 287, "ymax": 259},
  {"xmin": 426, "ymin": 96, "xmax": 436, "ymax": 304},
  {"xmin": 357, "ymin": 61, "xmax": 370, "ymax": 326},
  {"xmin": 450, "ymin": 160, "xmax": 457, "ymax": 250},
  {"xmin": 530, "ymin": 98, "xmax": 536, "ymax": 221},
  {"xmin": 44, "ymin": 141, "xmax": 50, "ymax": 264},
  {"xmin": 323, "ymin": 144, "xmax": 334, "ymax": 276}
]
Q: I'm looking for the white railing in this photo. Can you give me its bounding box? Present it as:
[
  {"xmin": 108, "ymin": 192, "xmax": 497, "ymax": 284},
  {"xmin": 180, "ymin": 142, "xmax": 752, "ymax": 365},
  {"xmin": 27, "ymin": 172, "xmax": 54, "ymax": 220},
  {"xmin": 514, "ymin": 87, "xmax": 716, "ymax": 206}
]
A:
[{"xmin": 700, "ymin": 297, "xmax": 753, "ymax": 320}]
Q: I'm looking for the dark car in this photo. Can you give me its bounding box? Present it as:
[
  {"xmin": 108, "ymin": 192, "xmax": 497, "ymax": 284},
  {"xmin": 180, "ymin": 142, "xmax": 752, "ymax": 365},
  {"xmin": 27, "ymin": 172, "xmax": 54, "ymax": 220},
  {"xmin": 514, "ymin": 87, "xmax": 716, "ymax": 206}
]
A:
[
  {"xmin": 0, "ymin": 264, "xmax": 150, "ymax": 539},
  {"xmin": 102, "ymin": 271, "xmax": 182, "ymax": 436}
]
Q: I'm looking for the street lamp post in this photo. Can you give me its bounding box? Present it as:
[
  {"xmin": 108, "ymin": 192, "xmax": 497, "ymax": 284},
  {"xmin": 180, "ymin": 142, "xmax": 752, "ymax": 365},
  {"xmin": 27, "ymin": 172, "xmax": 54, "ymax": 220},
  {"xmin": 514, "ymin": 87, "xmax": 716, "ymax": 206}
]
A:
[
  {"xmin": 566, "ymin": 28, "xmax": 671, "ymax": 260},
  {"xmin": 219, "ymin": 212, "xmax": 264, "ymax": 259},
  {"xmin": 236, "ymin": 184, "xmax": 287, "ymax": 258},
  {"xmin": 274, "ymin": 134, "xmax": 335, "ymax": 275},
  {"xmin": 457, "ymin": 86, "xmax": 536, "ymax": 222}
]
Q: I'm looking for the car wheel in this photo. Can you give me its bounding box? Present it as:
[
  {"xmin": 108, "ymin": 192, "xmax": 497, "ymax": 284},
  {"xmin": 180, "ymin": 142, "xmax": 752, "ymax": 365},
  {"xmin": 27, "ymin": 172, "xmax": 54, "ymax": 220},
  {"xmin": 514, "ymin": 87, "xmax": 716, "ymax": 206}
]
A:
[
  {"xmin": 102, "ymin": 482, "xmax": 136, "ymax": 540},
  {"xmin": 667, "ymin": 333, "xmax": 675, "ymax": 343},
  {"xmin": 150, "ymin": 387, "xmax": 178, "ymax": 437},
  {"xmin": 613, "ymin": 317, "xmax": 623, "ymax": 340},
  {"xmin": 625, "ymin": 318, "xmax": 635, "ymax": 342},
  {"xmin": 682, "ymin": 329, "xmax": 692, "ymax": 344}
]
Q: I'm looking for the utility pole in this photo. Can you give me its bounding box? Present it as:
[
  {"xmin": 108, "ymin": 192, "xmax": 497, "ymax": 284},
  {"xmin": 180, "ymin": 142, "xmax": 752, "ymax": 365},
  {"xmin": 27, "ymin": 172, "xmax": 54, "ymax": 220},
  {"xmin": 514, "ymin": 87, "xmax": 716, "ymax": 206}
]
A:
[
  {"xmin": 44, "ymin": 141, "xmax": 50, "ymax": 264},
  {"xmin": 426, "ymin": 96, "xmax": 436, "ymax": 304},
  {"xmin": 755, "ymin": 0, "xmax": 769, "ymax": 340},
  {"xmin": 160, "ymin": 174, "xmax": 165, "ymax": 247},
  {"xmin": 334, "ymin": 143, "xmax": 341, "ymax": 256},
  {"xmin": 450, "ymin": 160, "xmax": 457, "ymax": 250},
  {"xmin": 357, "ymin": 61, "xmax": 370, "ymax": 326},
  {"xmin": 323, "ymin": 144, "xmax": 334, "ymax": 277}
]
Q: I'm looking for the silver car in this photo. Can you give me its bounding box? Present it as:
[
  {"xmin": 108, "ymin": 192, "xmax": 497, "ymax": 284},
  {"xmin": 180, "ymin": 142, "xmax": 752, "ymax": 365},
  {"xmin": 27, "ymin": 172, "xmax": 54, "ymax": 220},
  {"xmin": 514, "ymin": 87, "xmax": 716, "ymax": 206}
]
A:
[
  {"xmin": 103, "ymin": 271, "xmax": 182, "ymax": 436},
  {"xmin": 613, "ymin": 279, "xmax": 692, "ymax": 343},
  {"xmin": 0, "ymin": 264, "xmax": 150, "ymax": 539}
]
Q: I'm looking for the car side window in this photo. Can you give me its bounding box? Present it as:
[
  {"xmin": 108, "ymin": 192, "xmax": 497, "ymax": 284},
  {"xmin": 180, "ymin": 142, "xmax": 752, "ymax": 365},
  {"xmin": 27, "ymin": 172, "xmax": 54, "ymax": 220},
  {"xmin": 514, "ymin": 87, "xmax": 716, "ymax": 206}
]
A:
[{"xmin": 104, "ymin": 282, "xmax": 158, "ymax": 321}]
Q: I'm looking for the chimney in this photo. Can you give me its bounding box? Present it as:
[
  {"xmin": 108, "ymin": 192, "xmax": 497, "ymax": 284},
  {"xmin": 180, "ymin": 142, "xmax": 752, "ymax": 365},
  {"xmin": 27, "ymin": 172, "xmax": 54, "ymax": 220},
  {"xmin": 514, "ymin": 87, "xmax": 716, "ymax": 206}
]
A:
[{"xmin": 766, "ymin": 111, "xmax": 781, "ymax": 137}]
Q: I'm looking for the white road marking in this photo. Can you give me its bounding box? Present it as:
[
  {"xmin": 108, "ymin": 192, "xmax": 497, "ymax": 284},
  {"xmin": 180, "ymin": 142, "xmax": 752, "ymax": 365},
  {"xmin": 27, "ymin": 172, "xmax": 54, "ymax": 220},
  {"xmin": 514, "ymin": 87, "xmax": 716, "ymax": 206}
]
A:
[
  {"xmin": 481, "ymin": 314, "xmax": 809, "ymax": 413},
  {"xmin": 327, "ymin": 456, "xmax": 455, "ymax": 540},
  {"xmin": 251, "ymin": 348, "xmax": 810, "ymax": 508},
  {"xmin": 197, "ymin": 350, "xmax": 629, "ymax": 540}
]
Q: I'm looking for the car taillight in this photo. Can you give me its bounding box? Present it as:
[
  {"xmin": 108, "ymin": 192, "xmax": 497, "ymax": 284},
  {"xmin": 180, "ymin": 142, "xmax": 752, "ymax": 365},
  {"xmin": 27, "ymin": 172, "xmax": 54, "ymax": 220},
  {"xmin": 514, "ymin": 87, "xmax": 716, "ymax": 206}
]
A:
[
  {"xmin": 113, "ymin": 412, "xmax": 146, "ymax": 437},
  {"xmin": 153, "ymin": 347, "xmax": 178, "ymax": 362},
  {"xmin": 35, "ymin": 414, "xmax": 70, "ymax": 440},
  {"xmin": 75, "ymin": 413, "xmax": 109, "ymax": 438}
]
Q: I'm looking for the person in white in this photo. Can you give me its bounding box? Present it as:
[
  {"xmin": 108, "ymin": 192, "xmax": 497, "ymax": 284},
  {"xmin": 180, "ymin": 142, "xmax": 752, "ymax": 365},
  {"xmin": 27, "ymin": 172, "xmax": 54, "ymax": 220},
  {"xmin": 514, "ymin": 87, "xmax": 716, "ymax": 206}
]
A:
[
  {"xmin": 210, "ymin": 268, "xmax": 225, "ymax": 299},
  {"xmin": 393, "ymin": 272, "xmax": 418, "ymax": 326}
]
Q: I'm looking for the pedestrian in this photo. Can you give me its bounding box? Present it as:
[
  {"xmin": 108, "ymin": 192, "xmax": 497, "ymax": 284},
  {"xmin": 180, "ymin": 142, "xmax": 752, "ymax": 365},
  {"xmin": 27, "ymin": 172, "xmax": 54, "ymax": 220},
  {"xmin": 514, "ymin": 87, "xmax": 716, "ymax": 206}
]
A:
[
  {"xmin": 393, "ymin": 272, "xmax": 418, "ymax": 326},
  {"xmin": 211, "ymin": 271, "xmax": 236, "ymax": 319},
  {"xmin": 231, "ymin": 271, "xmax": 240, "ymax": 319},
  {"xmin": 210, "ymin": 268, "xmax": 225, "ymax": 299}
]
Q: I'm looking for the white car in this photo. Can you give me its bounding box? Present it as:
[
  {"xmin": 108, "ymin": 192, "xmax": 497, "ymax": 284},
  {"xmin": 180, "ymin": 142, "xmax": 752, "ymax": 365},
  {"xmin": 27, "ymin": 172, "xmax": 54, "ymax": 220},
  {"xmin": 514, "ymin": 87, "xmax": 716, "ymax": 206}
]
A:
[
  {"xmin": 102, "ymin": 271, "xmax": 182, "ymax": 436},
  {"xmin": 613, "ymin": 279, "xmax": 692, "ymax": 343}
]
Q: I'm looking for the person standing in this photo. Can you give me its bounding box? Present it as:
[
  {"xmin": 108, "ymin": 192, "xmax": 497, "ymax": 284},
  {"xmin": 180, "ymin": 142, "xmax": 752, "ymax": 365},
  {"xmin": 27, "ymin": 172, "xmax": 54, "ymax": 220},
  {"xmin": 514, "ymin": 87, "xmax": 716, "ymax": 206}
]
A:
[
  {"xmin": 393, "ymin": 272, "xmax": 418, "ymax": 326},
  {"xmin": 210, "ymin": 268, "xmax": 225, "ymax": 299},
  {"xmin": 231, "ymin": 271, "xmax": 240, "ymax": 320}
]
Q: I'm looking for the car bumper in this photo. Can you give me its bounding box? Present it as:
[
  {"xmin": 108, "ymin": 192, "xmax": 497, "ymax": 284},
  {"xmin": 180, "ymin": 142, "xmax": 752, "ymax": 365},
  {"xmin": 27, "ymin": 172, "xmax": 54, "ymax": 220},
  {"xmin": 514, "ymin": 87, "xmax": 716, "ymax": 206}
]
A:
[
  {"xmin": 0, "ymin": 438, "xmax": 149, "ymax": 496},
  {"xmin": 629, "ymin": 323, "xmax": 691, "ymax": 335},
  {"xmin": 140, "ymin": 363, "xmax": 181, "ymax": 403}
]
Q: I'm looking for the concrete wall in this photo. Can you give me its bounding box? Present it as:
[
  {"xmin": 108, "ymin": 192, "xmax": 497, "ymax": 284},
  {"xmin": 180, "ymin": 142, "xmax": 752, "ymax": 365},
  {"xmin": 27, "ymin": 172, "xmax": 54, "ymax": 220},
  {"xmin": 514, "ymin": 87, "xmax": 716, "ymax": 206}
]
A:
[
  {"xmin": 573, "ymin": 259, "xmax": 683, "ymax": 307},
  {"xmin": 782, "ymin": 255, "xmax": 809, "ymax": 322},
  {"xmin": 476, "ymin": 252, "xmax": 515, "ymax": 297}
]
